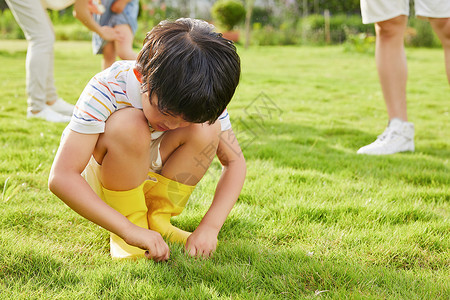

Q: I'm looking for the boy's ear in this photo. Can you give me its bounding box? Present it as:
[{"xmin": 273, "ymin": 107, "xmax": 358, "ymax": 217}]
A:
[{"xmin": 133, "ymin": 68, "xmax": 143, "ymax": 83}]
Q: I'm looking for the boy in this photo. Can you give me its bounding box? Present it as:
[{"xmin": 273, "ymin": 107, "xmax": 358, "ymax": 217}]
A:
[{"xmin": 48, "ymin": 18, "xmax": 246, "ymax": 262}]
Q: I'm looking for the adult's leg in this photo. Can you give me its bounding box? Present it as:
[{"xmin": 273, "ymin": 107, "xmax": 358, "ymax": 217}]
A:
[
  {"xmin": 375, "ymin": 15, "xmax": 409, "ymax": 121},
  {"xmin": 357, "ymin": 15, "xmax": 415, "ymax": 155},
  {"xmin": 5, "ymin": 0, "xmax": 55, "ymax": 113},
  {"xmin": 429, "ymin": 18, "xmax": 450, "ymax": 84},
  {"xmin": 44, "ymin": 45, "xmax": 58, "ymax": 104},
  {"xmin": 114, "ymin": 24, "xmax": 137, "ymax": 61}
]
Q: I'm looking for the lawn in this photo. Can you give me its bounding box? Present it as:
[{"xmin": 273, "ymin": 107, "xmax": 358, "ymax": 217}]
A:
[{"xmin": 0, "ymin": 40, "xmax": 449, "ymax": 299}]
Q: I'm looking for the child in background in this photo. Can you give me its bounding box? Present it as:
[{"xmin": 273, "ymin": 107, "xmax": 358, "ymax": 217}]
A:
[
  {"xmin": 48, "ymin": 18, "xmax": 246, "ymax": 261},
  {"xmin": 73, "ymin": 0, "xmax": 123, "ymax": 57},
  {"xmin": 91, "ymin": 0, "xmax": 139, "ymax": 69}
]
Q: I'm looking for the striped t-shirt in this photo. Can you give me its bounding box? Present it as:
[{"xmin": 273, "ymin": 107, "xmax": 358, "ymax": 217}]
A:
[{"xmin": 68, "ymin": 60, "xmax": 231, "ymax": 134}]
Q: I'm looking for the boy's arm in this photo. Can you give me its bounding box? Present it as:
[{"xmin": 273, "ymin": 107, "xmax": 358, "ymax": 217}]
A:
[
  {"xmin": 48, "ymin": 129, "xmax": 169, "ymax": 261},
  {"xmin": 185, "ymin": 128, "xmax": 246, "ymax": 257},
  {"xmin": 73, "ymin": 0, "xmax": 122, "ymax": 41}
]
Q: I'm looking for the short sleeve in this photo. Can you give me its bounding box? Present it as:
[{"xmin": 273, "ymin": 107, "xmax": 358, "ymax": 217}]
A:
[
  {"xmin": 218, "ymin": 109, "xmax": 231, "ymax": 131},
  {"xmin": 67, "ymin": 60, "xmax": 139, "ymax": 134},
  {"xmin": 68, "ymin": 76, "xmax": 118, "ymax": 134}
]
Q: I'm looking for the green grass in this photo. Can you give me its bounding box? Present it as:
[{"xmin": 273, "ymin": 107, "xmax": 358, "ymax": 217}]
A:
[{"xmin": 0, "ymin": 40, "xmax": 449, "ymax": 299}]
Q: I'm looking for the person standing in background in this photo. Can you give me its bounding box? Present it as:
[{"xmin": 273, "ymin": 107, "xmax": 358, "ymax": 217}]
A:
[
  {"xmin": 5, "ymin": 0, "xmax": 77, "ymax": 122},
  {"xmin": 357, "ymin": 1, "xmax": 450, "ymax": 155}
]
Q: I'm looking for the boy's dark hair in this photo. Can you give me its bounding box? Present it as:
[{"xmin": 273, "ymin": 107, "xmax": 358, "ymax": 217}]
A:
[{"xmin": 136, "ymin": 18, "xmax": 241, "ymax": 124}]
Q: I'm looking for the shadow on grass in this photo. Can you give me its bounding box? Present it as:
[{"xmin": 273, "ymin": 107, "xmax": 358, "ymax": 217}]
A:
[
  {"xmin": 0, "ymin": 237, "xmax": 447, "ymax": 298},
  {"xmin": 0, "ymin": 247, "xmax": 81, "ymax": 290},
  {"xmin": 239, "ymin": 119, "xmax": 449, "ymax": 188},
  {"xmin": 0, "ymin": 49, "xmax": 27, "ymax": 57},
  {"xmin": 72, "ymin": 241, "xmax": 450, "ymax": 299}
]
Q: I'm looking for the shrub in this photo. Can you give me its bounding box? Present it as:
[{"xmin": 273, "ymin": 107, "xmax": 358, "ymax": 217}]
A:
[
  {"xmin": 405, "ymin": 18, "xmax": 441, "ymax": 48},
  {"xmin": 0, "ymin": 10, "xmax": 25, "ymax": 39},
  {"xmin": 300, "ymin": 14, "xmax": 373, "ymax": 45},
  {"xmin": 251, "ymin": 6, "xmax": 272, "ymax": 26},
  {"xmin": 343, "ymin": 32, "xmax": 375, "ymax": 54},
  {"xmin": 53, "ymin": 23, "xmax": 91, "ymax": 41},
  {"xmin": 251, "ymin": 23, "xmax": 300, "ymax": 46},
  {"xmin": 211, "ymin": 0, "xmax": 246, "ymax": 31}
]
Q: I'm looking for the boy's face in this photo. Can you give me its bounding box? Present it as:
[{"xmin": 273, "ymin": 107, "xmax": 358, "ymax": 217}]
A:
[{"xmin": 141, "ymin": 92, "xmax": 190, "ymax": 132}]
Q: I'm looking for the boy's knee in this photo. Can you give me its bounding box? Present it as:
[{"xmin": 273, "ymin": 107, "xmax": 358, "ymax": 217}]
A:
[
  {"xmin": 104, "ymin": 108, "xmax": 152, "ymax": 153},
  {"xmin": 186, "ymin": 122, "xmax": 221, "ymax": 148}
]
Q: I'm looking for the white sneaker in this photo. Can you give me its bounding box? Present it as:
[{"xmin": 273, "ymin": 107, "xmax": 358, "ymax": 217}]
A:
[
  {"xmin": 27, "ymin": 107, "xmax": 72, "ymax": 123},
  {"xmin": 357, "ymin": 118, "xmax": 415, "ymax": 155},
  {"xmin": 47, "ymin": 98, "xmax": 74, "ymax": 116}
]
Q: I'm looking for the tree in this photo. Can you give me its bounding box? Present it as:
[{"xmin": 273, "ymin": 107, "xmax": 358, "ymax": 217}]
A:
[{"xmin": 211, "ymin": 0, "xmax": 246, "ymax": 31}]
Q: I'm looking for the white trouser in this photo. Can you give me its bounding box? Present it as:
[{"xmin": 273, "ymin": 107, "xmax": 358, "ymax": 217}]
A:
[{"xmin": 5, "ymin": 0, "xmax": 58, "ymax": 112}]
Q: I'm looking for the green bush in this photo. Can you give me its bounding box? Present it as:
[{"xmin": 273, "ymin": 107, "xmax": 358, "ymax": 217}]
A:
[
  {"xmin": 53, "ymin": 23, "xmax": 91, "ymax": 41},
  {"xmin": 300, "ymin": 14, "xmax": 373, "ymax": 45},
  {"xmin": 0, "ymin": 10, "xmax": 25, "ymax": 39},
  {"xmin": 251, "ymin": 6, "xmax": 272, "ymax": 26},
  {"xmin": 250, "ymin": 14, "xmax": 374, "ymax": 46},
  {"xmin": 251, "ymin": 23, "xmax": 300, "ymax": 46},
  {"xmin": 343, "ymin": 32, "xmax": 375, "ymax": 54},
  {"xmin": 311, "ymin": 0, "xmax": 360, "ymax": 14},
  {"xmin": 405, "ymin": 18, "xmax": 441, "ymax": 48},
  {"xmin": 48, "ymin": 6, "xmax": 76, "ymax": 24},
  {"xmin": 211, "ymin": 0, "xmax": 246, "ymax": 31}
]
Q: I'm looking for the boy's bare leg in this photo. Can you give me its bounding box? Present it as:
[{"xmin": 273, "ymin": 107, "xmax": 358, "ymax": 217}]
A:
[
  {"xmin": 93, "ymin": 108, "xmax": 220, "ymax": 190},
  {"xmin": 93, "ymin": 107, "xmax": 220, "ymax": 248},
  {"xmin": 375, "ymin": 15, "xmax": 408, "ymax": 121},
  {"xmin": 91, "ymin": 108, "xmax": 172, "ymax": 259},
  {"xmin": 114, "ymin": 24, "xmax": 137, "ymax": 61},
  {"xmin": 159, "ymin": 122, "xmax": 221, "ymax": 185},
  {"xmin": 94, "ymin": 108, "xmax": 152, "ymax": 190},
  {"xmin": 429, "ymin": 17, "xmax": 450, "ymax": 84},
  {"xmin": 102, "ymin": 42, "xmax": 116, "ymax": 70},
  {"xmin": 147, "ymin": 120, "xmax": 221, "ymax": 245}
]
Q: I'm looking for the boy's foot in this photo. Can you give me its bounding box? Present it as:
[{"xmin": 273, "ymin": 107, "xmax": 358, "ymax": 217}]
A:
[
  {"xmin": 27, "ymin": 107, "xmax": 72, "ymax": 123},
  {"xmin": 357, "ymin": 118, "xmax": 415, "ymax": 155},
  {"xmin": 47, "ymin": 98, "xmax": 75, "ymax": 116}
]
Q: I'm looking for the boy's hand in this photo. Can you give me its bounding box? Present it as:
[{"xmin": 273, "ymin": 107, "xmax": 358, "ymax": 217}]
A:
[
  {"xmin": 111, "ymin": 0, "xmax": 130, "ymax": 14},
  {"xmin": 124, "ymin": 226, "xmax": 170, "ymax": 262},
  {"xmin": 185, "ymin": 224, "xmax": 219, "ymax": 258}
]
